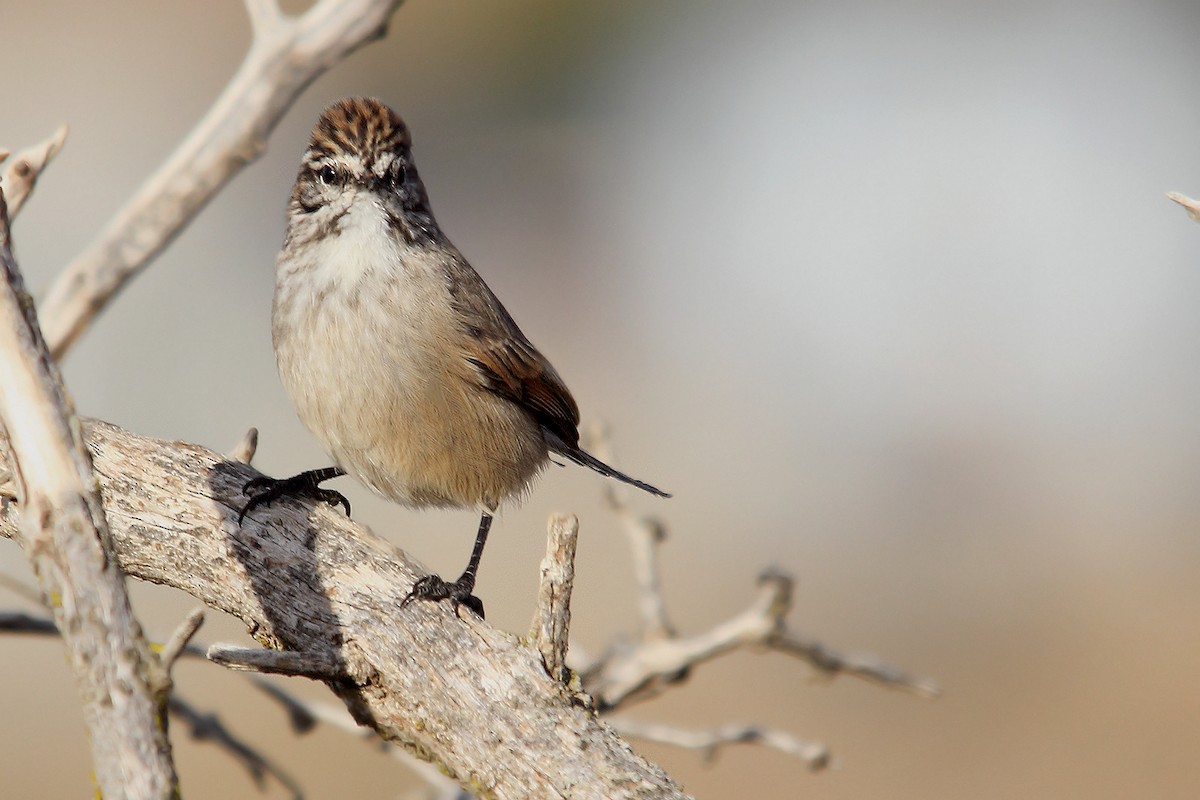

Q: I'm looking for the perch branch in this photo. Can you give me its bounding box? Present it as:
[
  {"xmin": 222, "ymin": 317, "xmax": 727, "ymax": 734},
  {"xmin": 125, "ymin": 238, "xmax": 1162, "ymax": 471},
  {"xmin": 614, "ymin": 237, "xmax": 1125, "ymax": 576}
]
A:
[
  {"xmin": 37, "ymin": 0, "xmax": 405, "ymax": 359},
  {"xmin": 0, "ymin": 418, "xmax": 690, "ymax": 800},
  {"xmin": 0, "ymin": 572, "xmax": 42, "ymax": 604},
  {"xmin": 0, "ymin": 189, "xmax": 177, "ymax": 795}
]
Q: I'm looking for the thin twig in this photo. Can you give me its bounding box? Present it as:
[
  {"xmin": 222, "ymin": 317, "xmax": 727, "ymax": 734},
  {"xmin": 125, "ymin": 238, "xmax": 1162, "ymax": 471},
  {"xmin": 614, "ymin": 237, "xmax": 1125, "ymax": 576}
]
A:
[
  {"xmin": 771, "ymin": 629, "xmax": 941, "ymax": 697},
  {"xmin": 159, "ymin": 607, "xmax": 207, "ymax": 676},
  {"xmin": 254, "ymin": 674, "xmax": 469, "ymax": 799},
  {"xmin": 247, "ymin": 677, "xmax": 466, "ymax": 799},
  {"xmin": 207, "ymin": 644, "xmax": 348, "ymax": 680},
  {"xmin": 606, "ymin": 717, "xmax": 831, "ymax": 770},
  {"xmin": 167, "ymin": 694, "xmax": 306, "ymax": 799},
  {"xmin": 572, "ymin": 429, "xmax": 938, "ymax": 774},
  {"xmin": 0, "ymin": 573, "xmax": 42, "ymax": 605},
  {"xmin": 582, "ymin": 567, "xmax": 937, "ymax": 710},
  {"xmin": 0, "ymin": 610, "xmax": 58, "ymax": 635},
  {"xmin": 1, "ymin": 608, "xmax": 307, "ymax": 796}
]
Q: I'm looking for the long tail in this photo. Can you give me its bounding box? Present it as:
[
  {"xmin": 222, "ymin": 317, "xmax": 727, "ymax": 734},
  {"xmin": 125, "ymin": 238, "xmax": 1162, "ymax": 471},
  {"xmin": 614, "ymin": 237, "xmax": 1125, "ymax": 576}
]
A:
[{"xmin": 546, "ymin": 434, "xmax": 671, "ymax": 498}]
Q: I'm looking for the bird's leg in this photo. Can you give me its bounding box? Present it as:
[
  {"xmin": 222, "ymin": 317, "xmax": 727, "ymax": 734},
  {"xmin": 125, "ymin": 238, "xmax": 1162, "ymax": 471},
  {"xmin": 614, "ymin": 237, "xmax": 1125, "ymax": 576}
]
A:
[
  {"xmin": 402, "ymin": 512, "xmax": 492, "ymax": 618},
  {"xmin": 239, "ymin": 466, "xmax": 350, "ymax": 522}
]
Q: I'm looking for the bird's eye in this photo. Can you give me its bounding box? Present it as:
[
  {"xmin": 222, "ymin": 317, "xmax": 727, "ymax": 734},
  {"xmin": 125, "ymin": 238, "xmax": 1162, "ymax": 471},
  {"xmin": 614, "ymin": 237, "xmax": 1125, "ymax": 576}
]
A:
[
  {"xmin": 391, "ymin": 162, "xmax": 408, "ymax": 188},
  {"xmin": 318, "ymin": 165, "xmax": 338, "ymax": 185}
]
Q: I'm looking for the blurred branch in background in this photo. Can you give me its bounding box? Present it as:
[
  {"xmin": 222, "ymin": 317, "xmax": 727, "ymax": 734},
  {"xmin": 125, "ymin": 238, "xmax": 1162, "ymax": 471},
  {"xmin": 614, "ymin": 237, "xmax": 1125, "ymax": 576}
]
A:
[
  {"xmin": 0, "ymin": 608, "xmax": 306, "ymax": 799},
  {"xmin": 36, "ymin": 0, "xmax": 405, "ymax": 360},
  {"xmin": 1167, "ymin": 191, "xmax": 1200, "ymax": 224},
  {"xmin": 581, "ymin": 424, "xmax": 939, "ymax": 708}
]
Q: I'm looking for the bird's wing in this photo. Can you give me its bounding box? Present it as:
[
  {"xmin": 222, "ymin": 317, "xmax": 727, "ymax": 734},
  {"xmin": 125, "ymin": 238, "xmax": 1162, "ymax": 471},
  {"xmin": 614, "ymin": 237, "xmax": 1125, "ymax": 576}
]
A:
[{"xmin": 446, "ymin": 259, "xmax": 582, "ymax": 448}]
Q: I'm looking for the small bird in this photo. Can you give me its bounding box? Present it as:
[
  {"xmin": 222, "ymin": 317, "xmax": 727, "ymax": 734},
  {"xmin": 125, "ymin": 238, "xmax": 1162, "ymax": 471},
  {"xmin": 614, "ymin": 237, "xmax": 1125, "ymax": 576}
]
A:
[{"xmin": 241, "ymin": 97, "xmax": 669, "ymax": 616}]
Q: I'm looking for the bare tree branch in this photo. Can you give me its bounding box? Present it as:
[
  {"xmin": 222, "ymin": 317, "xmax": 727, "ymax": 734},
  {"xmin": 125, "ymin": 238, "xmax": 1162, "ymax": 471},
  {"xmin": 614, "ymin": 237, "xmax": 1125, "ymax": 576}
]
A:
[
  {"xmin": 2, "ymin": 414, "xmax": 934, "ymax": 791},
  {"xmin": 167, "ymin": 694, "xmax": 305, "ymax": 800},
  {"xmin": 37, "ymin": 0, "xmax": 406, "ymax": 359},
  {"xmin": 0, "ymin": 418, "xmax": 690, "ymax": 800},
  {"xmin": 606, "ymin": 717, "xmax": 831, "ymax": 770},
  {"xmin": 771, "ymin": 627, "xmax": 941, "ymax": 697},
  {"xmin": 579, "ymin": 426, "xmax": 939, "ymax": 714},
  {"xmin": 580, "ymin": 567, "xmax": 938, "ymax": 711},
  {"xmin": 0, "ymin": 189, "xmax": 177, "ymax": 795}
]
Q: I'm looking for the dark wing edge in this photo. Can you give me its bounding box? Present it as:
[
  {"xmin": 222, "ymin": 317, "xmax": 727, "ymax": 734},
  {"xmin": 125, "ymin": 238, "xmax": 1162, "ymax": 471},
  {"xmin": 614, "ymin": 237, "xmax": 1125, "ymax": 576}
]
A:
[{"xmin": 465, "ymin": 334, "xmax": 582, "ymax": 448}]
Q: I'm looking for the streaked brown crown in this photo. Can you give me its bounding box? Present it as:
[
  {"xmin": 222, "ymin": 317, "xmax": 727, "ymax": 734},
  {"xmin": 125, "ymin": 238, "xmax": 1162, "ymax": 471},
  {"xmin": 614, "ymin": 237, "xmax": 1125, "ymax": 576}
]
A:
[{"xmin": 307, "ymin": 97, "xmax": 411, "ymax": 163}]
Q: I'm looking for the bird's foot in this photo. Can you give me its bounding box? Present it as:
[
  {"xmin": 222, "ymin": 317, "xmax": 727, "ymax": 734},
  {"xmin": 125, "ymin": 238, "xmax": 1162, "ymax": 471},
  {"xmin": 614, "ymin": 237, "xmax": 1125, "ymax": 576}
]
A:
[
  {"xmin": 401, "ymin": 573, "xmax": 485, "ymax": 619},
  {"xmin": 238, "ymin": 467, "xmax": 350, "ymax": 523}
]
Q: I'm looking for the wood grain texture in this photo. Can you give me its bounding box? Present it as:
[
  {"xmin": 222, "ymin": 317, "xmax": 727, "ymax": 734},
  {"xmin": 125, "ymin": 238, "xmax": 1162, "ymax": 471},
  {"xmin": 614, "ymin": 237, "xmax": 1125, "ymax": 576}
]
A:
[
  {"xmin": 0, "ymin": 193, "xmax": 178, "ymax": 797},
  {"xmin": 0, "ymin": 418, "xmax": 689, "ymax": 800}
]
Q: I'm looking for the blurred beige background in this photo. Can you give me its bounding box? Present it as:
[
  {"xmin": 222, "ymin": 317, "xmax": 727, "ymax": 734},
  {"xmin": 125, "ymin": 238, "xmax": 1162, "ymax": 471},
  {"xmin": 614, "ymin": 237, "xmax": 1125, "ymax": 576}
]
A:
[{"xmin": 4, "ymin": 0, "xmax": 1200, "ymax": 797}]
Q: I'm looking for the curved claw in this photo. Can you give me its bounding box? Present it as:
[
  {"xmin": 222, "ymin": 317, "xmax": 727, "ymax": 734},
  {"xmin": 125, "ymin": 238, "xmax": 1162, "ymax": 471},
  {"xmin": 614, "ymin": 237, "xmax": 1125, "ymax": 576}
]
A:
[
  {"xmin": 237, "ymin": 467, "xmax": 350, "ymax": 523},
  {"xmin": 242, "ymin": 475, "xmax": 274, "ymax": 496},
  {"xmin": 314, "ymin": 488, "xmax": 351, "ymax": 517},
  {"xmin": 237, "ymin": 489, "xmax": 270, "ymax": 524},
  {"xmin": 401, "ymin": 574, "xmax": 485, "ymax": 619}
]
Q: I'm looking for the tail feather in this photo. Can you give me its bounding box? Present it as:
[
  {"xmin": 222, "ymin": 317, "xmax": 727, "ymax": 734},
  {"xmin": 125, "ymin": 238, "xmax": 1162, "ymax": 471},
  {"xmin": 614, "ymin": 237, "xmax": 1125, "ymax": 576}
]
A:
[{"xmin": 546, "ymin": 433, "xmax": 671, "ymax": 498}]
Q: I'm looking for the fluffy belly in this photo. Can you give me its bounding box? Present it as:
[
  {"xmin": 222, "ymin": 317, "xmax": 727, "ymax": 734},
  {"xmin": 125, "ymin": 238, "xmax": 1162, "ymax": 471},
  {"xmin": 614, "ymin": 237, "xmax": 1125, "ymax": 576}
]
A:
[
  {"xmin": 274, "ymin": 293, "xmax": 548, "ymax": 511},
  {"xmin": 330, "ymin": 392, "xmax": 550, "ymax": 511}
]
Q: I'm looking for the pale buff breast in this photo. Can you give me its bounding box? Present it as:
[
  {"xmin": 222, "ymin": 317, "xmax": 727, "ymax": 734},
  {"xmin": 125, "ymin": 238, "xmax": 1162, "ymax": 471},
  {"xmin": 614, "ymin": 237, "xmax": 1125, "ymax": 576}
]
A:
[{"xmin": 272, "ymin": 203, "xmax": 547, "ymax": 510}]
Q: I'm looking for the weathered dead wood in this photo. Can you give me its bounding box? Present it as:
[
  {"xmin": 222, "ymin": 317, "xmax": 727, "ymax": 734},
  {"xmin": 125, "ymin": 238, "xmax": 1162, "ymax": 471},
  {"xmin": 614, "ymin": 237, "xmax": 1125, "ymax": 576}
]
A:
[
  {"xmin": 0, "ymin": 193, "xmax": 178, "ymax": 795},
  {"xmin": 0, "ymin": 418, "xmax": 689, "ymax": 800}
]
